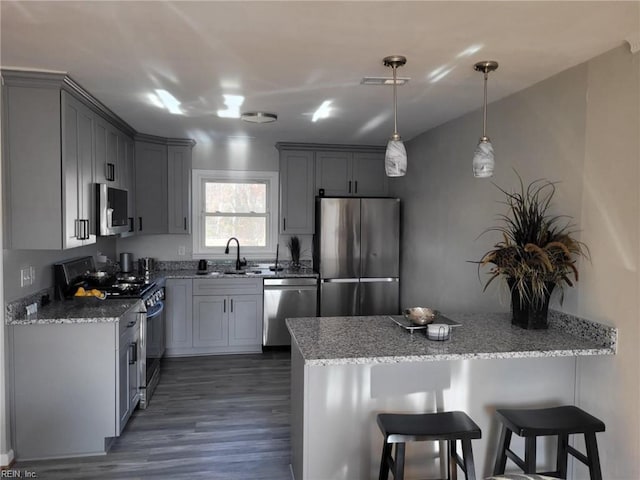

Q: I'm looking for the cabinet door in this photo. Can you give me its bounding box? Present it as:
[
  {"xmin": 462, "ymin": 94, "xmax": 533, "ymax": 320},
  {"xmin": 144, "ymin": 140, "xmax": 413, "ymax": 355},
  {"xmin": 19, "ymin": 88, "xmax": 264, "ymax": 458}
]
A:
[
  {"xmin": 352, "ymin": 152, "xmax": 388, "ymax": 197},
  {"xmin": 94, "ymin": 116, "xmax": 109, "ymax": 185},
  {"xmin": 165, "ymin": 279, "xmax": 193, "ymax": 349},
  {"xmin": 280, "ymin": 150, "xmax": 314, "ymax": 234},
  {"xmin": 228, "ymin": 294, "xmax": 262, "ymax": 347},
  {"xmin": 315, "ymin": 151, "xmax": 352, "ymax": 196},
  {"xmin": 118, "ymin": 333, "xmax": 130, "ymax": 433},
  {"xmin": 124, "ymin": 136, "xmax": 136, "ymax": 232},
  {"xmin": 134, "ymin": 141, "xmax": 168, "ymax": 234},
  {"xmin": 167, "ymin": 144, "xmax": 192, "ymax": 234},
  {"xmin": 193, "ymin": 296, "xmax": 228, "ymax": 347},
  {"xmin": 128, "ymin": 316, "xmax": 141, "ymax": 410},
  {"xmin": 61, "ymin": 92, "xmax": 95, "ymax": 249}
]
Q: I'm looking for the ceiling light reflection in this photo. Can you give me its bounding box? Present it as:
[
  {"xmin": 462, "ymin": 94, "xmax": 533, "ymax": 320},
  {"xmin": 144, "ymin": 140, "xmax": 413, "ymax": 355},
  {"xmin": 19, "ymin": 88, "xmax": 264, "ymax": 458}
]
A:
[
  {"xmin": 155, "ymin": 89, "xmax": 182, "ymax": 114},
  {"xmin": 312, "ymin": 100, "xmax": 332, "ymax": 122},
  {"xmin": 217, "ymin": 94, "xmax": 245, "ymax": 119},
  {"xmin": 429, "ymin": 67, "xmax": 455, "ymax": 83},
  {"xmin": 457, "ymin": 44, "xmax": 484, "ymax": 58}
]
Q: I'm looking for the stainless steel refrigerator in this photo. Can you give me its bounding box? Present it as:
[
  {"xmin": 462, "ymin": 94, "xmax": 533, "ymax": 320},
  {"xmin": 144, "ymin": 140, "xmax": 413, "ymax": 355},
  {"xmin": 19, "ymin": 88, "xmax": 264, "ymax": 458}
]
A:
[{"xmin": 314, "ymin": 197, "xmax": 400, "ymax": 316}]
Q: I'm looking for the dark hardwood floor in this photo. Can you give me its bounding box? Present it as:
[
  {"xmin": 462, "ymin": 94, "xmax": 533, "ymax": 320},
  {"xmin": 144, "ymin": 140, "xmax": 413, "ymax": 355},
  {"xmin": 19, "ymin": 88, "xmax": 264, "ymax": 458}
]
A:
[{"xmin": 14, "ymin": 351, "xmax": 292, "ymax": 480}]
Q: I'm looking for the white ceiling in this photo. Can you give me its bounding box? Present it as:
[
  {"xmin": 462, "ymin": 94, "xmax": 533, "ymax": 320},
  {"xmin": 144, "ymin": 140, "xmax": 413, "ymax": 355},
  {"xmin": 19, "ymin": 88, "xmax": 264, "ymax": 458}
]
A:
[{"xmin": 1, "ymin": 1, "xmax": 638, "ymax": 147}]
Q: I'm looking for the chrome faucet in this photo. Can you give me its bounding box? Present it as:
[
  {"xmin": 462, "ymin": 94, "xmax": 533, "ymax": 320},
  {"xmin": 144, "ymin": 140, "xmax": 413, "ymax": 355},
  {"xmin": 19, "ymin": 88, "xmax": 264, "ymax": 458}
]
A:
[{"xmin": 225, "ymin": 237, "xmax": 243, "ymax": 271}]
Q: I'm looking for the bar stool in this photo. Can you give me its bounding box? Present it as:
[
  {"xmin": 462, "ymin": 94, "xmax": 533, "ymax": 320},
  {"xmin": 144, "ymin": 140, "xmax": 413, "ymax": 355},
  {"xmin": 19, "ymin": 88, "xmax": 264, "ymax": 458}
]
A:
[
  {"xmin": 377, "ymin": 411, "xmax": 481, "ymax": 480},
  {"xmin": 493, "ymin": 405, "xmax": 605, "ymax": 480}
]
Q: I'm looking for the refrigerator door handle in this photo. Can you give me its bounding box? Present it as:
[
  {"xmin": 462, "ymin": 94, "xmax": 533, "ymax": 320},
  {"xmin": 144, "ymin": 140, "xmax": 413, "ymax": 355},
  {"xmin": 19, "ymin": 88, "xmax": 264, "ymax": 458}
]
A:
[
  {"xmin": 359, "ymin": 278, "xmax": 398, "ymax": 283},
  {"xmin": 321, "ymin": 278, "xmax": 360, "ymax": 283}
]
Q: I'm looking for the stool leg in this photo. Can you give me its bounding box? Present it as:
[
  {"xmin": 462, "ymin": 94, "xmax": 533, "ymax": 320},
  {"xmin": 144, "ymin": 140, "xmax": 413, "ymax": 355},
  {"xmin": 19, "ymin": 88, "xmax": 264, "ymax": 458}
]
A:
[
  {"xmin": 394, "ymin": 442, "xmax": 406, "ymax": 480},
  {"xmin": 524, "ymin": 436, "xmax": 537, "ymax": 474},
  {"xmin": 461, "ymin": 439, "xmax": 476, "ymax": 480},
  {"xmin": 556, "ymin": 433, "xmax": 569, "ymax": 478},
  {"xmin": 448, "ymin": 440, "xmax": 458, "ymax": 480},
  {"xmin": 493, "ymin": 424, "xmax": 512, "ymax": 474},
  {"xmin": 379, "ymin": 441, "xmax": 392, "ymax": 480},
  {"xmin": 584, "ymin": 433, "xmax": 603, "ymax": 480}
]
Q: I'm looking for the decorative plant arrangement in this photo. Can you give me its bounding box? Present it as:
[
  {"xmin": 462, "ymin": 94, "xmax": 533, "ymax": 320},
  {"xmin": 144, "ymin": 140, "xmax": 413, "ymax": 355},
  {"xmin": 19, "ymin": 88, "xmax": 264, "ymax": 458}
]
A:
[
  {"xmin": 477, "ymin": 175, "xmax": 589, "ymax": 329},
  {"xmin": 287, "ymin": 235, "xmax": 302, "ymax": 268}
]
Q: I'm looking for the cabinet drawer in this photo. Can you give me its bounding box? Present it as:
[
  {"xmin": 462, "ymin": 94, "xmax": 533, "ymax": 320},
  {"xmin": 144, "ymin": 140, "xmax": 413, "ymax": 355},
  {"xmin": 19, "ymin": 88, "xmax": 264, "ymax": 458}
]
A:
[{"xmin": 193, "ymin": 278, "xmax": 263, "ymax": 296}]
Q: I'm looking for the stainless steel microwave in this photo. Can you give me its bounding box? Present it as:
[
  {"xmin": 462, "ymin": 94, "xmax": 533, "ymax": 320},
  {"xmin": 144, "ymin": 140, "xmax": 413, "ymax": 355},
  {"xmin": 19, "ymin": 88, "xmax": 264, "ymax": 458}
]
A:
[{"xmin": 96, "ymin": 183, "xmax": 130, "ymax": 236}]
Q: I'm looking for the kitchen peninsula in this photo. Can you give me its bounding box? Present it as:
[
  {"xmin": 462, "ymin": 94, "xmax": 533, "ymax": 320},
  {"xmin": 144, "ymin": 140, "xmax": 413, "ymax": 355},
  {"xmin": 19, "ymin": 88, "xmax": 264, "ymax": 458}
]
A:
[{"xmin": 287, "ymin": 313, "xmax": 616, "ymax": 480}]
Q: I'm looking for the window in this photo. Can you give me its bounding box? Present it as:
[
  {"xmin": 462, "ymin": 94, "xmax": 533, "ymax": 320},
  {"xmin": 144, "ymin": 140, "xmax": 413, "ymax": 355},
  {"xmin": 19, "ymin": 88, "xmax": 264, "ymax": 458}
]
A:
[{"xmin": 193, "ymin": 170, "xmax": 278, "ymax": 257}]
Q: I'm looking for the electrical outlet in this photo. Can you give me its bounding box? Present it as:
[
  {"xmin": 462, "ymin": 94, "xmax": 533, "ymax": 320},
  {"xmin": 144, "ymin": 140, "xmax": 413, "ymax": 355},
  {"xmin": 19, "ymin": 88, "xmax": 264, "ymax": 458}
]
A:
[
  {"xmin": 178, "ymin": 245, "xmax": 186, "ymax": 256},
  {"xmin": 26, "ymin": 302, "xmax": 38, "ymax": 316},
  {"xmin": 20, "ymin": 267, "xmax": 31, "ymax": 287}
]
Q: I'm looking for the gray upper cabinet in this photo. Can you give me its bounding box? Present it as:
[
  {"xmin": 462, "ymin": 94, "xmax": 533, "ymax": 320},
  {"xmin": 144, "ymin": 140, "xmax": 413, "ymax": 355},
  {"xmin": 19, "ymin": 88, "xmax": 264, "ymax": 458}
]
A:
[
  {"xmin": 2, "ymin": 71, "xmax": 98, "ymax": 249},
  {"xmin": 167, "ymin": 144, "xmax": 193, "ymax": 234},
  {"xmin": 316, "ymin": 149, "xmax": 387, "ymax": 197},
  {"xmin": 134, "ymin": 139, "xmax": 168, "ymax": 234},
  {"xmin": 2, "ymin": 69, "xmax": 142, "ymax": 249},
  {"xmin": 278, "ymin": 149, "xmax": 315, "ymax": 234},
  {"xmin": 135, "ymin": 136, "xmax": 194, "ymax": 235}
]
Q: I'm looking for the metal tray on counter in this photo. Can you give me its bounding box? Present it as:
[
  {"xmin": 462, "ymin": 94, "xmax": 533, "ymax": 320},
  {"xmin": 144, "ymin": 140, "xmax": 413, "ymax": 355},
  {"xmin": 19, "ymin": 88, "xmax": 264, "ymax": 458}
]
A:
[{"xmin": 388, "ymin": 315, "xmax": 461, "ymax": 334}]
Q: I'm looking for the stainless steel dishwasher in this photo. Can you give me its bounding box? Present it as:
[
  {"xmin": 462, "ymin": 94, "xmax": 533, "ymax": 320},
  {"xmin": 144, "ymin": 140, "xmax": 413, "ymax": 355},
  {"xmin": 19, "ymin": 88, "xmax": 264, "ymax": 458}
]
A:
[{"xmin": 263, "ymin": 278, "xmax": 318, "ymax": 346}]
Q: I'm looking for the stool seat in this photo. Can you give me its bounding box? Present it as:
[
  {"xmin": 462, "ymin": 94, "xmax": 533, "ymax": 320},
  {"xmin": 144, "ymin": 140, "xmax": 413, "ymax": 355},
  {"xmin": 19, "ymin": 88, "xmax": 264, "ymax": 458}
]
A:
[
  {"xmin": 493, "ymin": 405, "xmax": 605, "ymax": 480},
  {"xmin": 378, "ymin": 411, "xmax": 482, "ymax": 443},
  {"xmin": 496, "ymin": 406, "xmax": 605, "ymax": 436},
  {"xmin": 377, "ymin": 411, "xmax": 481, "ymax": 480}
]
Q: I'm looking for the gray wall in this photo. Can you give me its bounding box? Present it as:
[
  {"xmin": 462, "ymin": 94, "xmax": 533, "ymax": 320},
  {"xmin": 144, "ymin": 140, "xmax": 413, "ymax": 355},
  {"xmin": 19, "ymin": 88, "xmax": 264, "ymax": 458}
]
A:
[
  {"xmin": 390, "ymin": 44, "xmax": 639, "ymax": 479},
  {"xmin": 2, "ymin": 238, "xmax": 116, "ymax": 303}
]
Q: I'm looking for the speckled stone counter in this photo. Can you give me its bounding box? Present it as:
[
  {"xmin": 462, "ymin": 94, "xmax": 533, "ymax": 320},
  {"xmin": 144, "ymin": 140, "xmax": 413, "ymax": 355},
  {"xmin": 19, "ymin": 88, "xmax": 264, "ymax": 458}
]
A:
[
  {"xmin": 287, "ymin": 312, "xmax": 616, "ymax": 366},
  {"xmin": 7, "ymin": 298, "xmax": 143, "ymax": 325},
  {"xmin": 158, "ymin": 267, "xmax": 317, "ymax": 280},
  {"xmin": 289, "ymin": 312, "xmax": 617, "ymax": 480}
]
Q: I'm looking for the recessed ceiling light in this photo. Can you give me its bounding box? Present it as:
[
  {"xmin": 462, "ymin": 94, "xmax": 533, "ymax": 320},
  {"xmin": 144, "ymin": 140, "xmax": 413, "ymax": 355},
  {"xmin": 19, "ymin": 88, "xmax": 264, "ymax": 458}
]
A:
[
  {"xmin": 241, "ymin": 112, "xmax": 278, "ymax": 123},
  {"xmin": 361, "ymin": 76, "xmax": 410, "ymax": 86}
]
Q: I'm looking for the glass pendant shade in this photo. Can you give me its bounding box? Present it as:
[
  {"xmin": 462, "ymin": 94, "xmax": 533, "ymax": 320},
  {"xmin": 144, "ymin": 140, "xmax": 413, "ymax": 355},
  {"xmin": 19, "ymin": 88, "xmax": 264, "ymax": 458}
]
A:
[
  {"xmin": 472, "ymin": 137, "xmax": 494, "ymax": 178},
  {"xmin": 472, "ymin": 61, "xmax": 498, "ymax": 178},
  {"xmin": 385, "ymin": 138, "xmax": 407, "ymax": 177},
  {"xmin": 383, "ymin": 55, "xmax": 407, "ymax": 177}
]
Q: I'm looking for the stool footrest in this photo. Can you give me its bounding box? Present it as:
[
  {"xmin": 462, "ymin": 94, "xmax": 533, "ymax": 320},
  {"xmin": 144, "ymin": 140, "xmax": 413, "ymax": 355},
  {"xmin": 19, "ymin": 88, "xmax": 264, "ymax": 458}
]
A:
[
  {"xmin": 567, "ymin": 445, "xmax": 589, "ymax": 465},
  {"xmin": 505, "ymin": 448, "xmax": 526, "ymax": 471}
]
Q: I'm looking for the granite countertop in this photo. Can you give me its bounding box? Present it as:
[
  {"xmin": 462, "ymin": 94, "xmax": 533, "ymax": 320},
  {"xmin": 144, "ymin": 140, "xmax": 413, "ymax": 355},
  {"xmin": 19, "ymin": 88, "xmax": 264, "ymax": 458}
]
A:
[
  {"xmin": 160, "ymin": 267, "xmax": 318, "ymax": 280},
  {"xmin": 286, "ymin": 312, "xmax": 617, "ymax": 366},
  {"xmin": 9, "ymin": 298, "xmax": 144, "ymax": 326},
  {"xmin": 7, "ymin": 268, "xmax": 317, "ymax": 325}
]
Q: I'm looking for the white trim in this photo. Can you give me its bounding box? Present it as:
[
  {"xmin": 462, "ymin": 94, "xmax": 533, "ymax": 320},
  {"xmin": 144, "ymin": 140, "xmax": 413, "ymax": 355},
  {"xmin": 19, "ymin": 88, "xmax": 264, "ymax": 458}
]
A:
[
  {"xmin": 192, "ymin": 169, "xmax": 279, "ymax": 259},
  {"xmin": 0, "ymin": 449, "xmax": 14, "ymax": 468}
]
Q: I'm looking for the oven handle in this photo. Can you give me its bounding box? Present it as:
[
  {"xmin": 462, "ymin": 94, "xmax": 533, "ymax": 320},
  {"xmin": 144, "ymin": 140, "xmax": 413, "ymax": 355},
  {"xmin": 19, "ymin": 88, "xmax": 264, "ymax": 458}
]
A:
[{"xmin": 146, "ymin": 301, "xmax": 164, "ymax": 319}]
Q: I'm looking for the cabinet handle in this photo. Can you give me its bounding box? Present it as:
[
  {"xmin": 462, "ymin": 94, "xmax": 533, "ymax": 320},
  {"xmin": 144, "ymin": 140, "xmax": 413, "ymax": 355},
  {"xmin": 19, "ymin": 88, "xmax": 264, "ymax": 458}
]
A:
[
  {"xmin": 184, "ymin": 217, "xmax": 187, "ymax": 230},
  {"xmin": 138, "ymin": 217, "xmax": 143, "ymax": 231},
  {"xmin": 129, "ymin": 341, "xmax": 137, "ymax": 364},
  {"xmin": 354, "ymin": 181, "xmax": 358, "ymax": 194},
  {"xmin": 129, "ymin": 217, "xmax": 134, "ymax": 233},
  {"xmin": 231, "ymin": 299, "xmax": 234, "ymax": 312},
  {"xmin": 348, "ymin": 180, "xmax": 352, "ymax": 193},
  {"xmin": 106, "ymin": 162, "xmax": 115, "ymax": 182},
  {"xmin": 85, "ymin": 219, "xmax": 91, "ymax": 240},
  {"xmin": 223, "ymin": 299, "xmax": 226, "ymax": 313},
  {"xmin": 283, "ymin": 218, "xmax": 286, "ymax": 231},
  {"xmin": 74, "ymin": 219, "xmax": 80, "ymax": 239}
]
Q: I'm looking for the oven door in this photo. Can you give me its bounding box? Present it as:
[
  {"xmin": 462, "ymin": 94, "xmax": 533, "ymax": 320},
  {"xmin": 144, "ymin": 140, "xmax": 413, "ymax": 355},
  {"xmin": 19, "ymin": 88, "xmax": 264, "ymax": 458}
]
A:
[{"xmin": 140, "ymin": 300, "xmax": 164, "ymax": 409}]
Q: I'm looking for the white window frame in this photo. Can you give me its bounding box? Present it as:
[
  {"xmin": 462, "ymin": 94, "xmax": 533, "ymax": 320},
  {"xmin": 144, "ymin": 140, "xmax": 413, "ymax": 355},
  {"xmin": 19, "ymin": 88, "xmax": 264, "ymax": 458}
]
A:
[{"xmin": 192, "ymin": 169, "xmax": 279, "ymax": 259}]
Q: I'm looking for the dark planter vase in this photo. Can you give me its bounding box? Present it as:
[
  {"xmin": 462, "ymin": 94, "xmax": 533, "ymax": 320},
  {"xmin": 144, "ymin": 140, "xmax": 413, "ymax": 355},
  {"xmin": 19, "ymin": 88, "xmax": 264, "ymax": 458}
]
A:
[{"xmin": 508, "ymin": 280, "xmax": 555, "ymax": 329}]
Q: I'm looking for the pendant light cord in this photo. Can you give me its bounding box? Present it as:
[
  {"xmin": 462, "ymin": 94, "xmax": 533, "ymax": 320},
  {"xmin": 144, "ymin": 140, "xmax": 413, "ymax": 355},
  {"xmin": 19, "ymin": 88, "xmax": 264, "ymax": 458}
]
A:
[
  {"xmin": 393, "ymin": 64, "xmax": 399, "ymax": 136},
  {"xmin": 482, "ymin": 71, "xmax": 488, "ymax": 138}
]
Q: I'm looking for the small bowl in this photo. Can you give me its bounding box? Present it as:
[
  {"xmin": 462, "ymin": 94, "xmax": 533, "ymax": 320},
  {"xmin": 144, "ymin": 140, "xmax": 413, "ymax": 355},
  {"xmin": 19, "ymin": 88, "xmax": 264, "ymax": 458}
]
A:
[{"xmin": 403, "ymin": 307, "xmax": 439, "ymax": 326}]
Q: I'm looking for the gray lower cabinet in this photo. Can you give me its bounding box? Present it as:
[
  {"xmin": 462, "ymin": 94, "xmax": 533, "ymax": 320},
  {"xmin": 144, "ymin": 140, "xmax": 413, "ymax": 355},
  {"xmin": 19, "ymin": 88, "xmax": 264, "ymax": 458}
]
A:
[
  {"xmin": 166, "ymin": 278, "xmax": 263, "ymax": 356},
  {"xmin": 9, "ymin": 302, "xmax": 144, "ymax": 460},
  {"xmin": 165, "ymin": 278, "xmax": 194, "ymax": 350}
]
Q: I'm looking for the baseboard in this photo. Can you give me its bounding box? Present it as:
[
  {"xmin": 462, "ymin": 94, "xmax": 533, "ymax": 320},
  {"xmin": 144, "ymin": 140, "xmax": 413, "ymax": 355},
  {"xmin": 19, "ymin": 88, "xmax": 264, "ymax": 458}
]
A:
[{"xmin": 0, "ymin": 449, "xmax": 15, "ymax": 469}]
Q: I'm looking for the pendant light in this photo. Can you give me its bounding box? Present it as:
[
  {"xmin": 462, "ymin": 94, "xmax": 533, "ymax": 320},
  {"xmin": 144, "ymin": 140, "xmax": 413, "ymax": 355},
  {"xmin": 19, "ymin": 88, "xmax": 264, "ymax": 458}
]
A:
[
  {"xmin": 383, "ymin": 55, "xmax": 407, "ymax": 177},
  {"xmin": 472, "ymin": 60, "xmax": 499, "ymax": 178}
]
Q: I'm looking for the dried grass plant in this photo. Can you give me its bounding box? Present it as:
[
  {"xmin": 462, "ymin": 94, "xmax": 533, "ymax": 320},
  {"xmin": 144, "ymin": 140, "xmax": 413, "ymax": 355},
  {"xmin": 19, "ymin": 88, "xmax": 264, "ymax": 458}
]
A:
[{"xmin": 478, "ymin": 174, "xmax": 589, "ymax": 307}]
